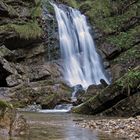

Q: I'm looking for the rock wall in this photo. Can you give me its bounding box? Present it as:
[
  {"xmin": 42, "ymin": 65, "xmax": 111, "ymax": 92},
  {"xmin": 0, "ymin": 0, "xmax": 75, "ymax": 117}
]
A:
[{"xmin": 0, "ymin": 0, "xmax": 72, "ymax": 109}]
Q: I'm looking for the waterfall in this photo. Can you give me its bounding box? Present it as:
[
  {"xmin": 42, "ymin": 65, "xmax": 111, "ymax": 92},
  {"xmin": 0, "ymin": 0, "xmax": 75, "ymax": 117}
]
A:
[{"xmin": 52, "ymin": 3, "xmax": 110, "ymax": 89}]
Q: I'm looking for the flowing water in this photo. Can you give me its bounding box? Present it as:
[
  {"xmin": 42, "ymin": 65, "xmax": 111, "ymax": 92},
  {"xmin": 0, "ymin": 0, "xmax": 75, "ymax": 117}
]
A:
[
  {"xmin": 52, "ymin": 3, "xmax": 110, "ymax": 89},
  {"xmin": 39, "ymin": 104, "xmax": 73, "ymax": 113},
  {"xmin": 0, "ymin": 112, "xmax": 126, "ymax": 140}
]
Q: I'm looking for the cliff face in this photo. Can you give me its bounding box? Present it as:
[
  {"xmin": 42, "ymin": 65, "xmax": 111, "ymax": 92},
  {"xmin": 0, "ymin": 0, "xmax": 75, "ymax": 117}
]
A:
[{"xmin": 0, "ymin": 0, "xmax": 72, "ymax": 109}]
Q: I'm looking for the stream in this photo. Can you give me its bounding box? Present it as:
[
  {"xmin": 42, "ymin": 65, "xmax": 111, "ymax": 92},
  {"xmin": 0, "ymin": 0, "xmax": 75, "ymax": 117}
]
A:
[{"xmin": 0, "ymin": 112, "xmax": 125, "ymax": 140}]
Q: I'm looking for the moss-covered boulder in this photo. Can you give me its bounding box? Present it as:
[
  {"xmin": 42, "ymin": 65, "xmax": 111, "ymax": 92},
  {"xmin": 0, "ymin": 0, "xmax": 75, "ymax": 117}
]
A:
[
  {"xmin": 100, "ymin": 92, "xmax": 140, "ymax": 117},
  {"xmin": 72, "ymin": 66, "xmax": 140, "ymax": 116}
]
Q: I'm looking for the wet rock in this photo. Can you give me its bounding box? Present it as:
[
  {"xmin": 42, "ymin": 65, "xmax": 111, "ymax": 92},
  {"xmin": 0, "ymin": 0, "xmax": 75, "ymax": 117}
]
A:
[
  {"xmin": 103, "ymin": 61, "xmax": 110, "ymax": 69},
  {"xmin": 76, "ymin": 84, "xmax": 103, "ymax": 104},
  {"xmin": 100, "ymin": 79, "xmax": 108, "ymax": 87}
]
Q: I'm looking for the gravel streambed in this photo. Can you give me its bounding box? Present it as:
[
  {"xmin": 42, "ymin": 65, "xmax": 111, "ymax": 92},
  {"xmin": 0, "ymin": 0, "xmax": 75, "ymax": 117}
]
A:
[{"xmin": 76, "ymin": 116, "xmax": 140, "ymax": 140}]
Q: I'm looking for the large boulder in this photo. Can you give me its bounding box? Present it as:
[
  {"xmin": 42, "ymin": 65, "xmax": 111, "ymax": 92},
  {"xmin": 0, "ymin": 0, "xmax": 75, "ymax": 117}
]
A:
[
  {"xmin": 72, "ymin": 66, "xmax": 140, "ymax": 116},
  {"xmin": 76, "ymin": 84, "xmax": 103, "ymax": 105},
  {"xmin": 100, "ymin": 92, "xmax": 140, "ymax": 117},
  {"xmin": 7, "ymin": 81, "xmax": 73, "ymax": 109},
  {"xmin": 0, "ymin": 100, "xmax": 28, "ymax": 136}
]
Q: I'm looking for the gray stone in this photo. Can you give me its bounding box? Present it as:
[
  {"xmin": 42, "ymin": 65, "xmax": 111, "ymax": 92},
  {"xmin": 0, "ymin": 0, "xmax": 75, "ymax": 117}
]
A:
[
  {"xmin": 100, "ymin": 43, "xmax": 121, "ymax": 59},
  {"xmin": 6, "ymin": 74, "xmax": 23, "ymax": 87}
]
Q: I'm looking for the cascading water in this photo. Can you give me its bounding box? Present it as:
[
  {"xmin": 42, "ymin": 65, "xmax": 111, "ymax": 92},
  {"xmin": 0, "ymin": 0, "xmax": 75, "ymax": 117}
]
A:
[{"xmin": 52, "ymin": 3, "xmax": 110, "ymax": 89}]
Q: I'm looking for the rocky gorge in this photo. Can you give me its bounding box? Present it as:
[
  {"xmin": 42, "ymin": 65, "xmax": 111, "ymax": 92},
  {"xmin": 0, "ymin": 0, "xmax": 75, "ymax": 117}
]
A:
[{"xmin": 0, "ymin": 0, "xmax": 140, "ymax": 139}]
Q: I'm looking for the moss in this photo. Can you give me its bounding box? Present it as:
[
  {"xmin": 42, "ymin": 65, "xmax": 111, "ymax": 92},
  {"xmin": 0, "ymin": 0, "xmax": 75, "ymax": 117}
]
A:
[
  {"xmin": 12, "ymin": 101, "xmax": 25, "ymax": 108},
  {"xmin": 65, "ymin": 0, "xmax": 79, "ymax": 8},
  {"xmin": 0, "ymin": 100, "xmax": 13, "ymax": 110},
  {"xmin": 117, "ymin": 67, "xmax": 140, "ymax": 90},
  {"xmin": 0, "ymin": 22, "xmax": 43, "ymax": 39},
  {"xmin": 87, "ymin": 1, "xmax": 138, "ymax": 33},
  {"xmin": 79, "ymin": 1, "xmax": 92, "ymax": 13},
  {"xmin": 72, "ymin": 66, "xmax": 140, "ymax": 114},
  {"xmin": 113, "ymin": 45, "xmax": 140, "ymax": 63},
  {"xmin": 31, "ymin": 0, "xmax": 42, "ymax": 18},
  {"xmin": 87, "ymin": 0, "xmax": 111, "ymax": 19},
  {"xmin": 95, "ymin": 8, "xmax": 138, "ymax": 33},
  {"xmin": 0, "ymin": 1, "xmax": 19, "ymax": 17},
  {"xmin": 106, "ymin": 25, "xmax": 140, "ymax": 49},
  {"xmin": 58, "ymin": 0, "xmax": 79, "ymax": 8}
]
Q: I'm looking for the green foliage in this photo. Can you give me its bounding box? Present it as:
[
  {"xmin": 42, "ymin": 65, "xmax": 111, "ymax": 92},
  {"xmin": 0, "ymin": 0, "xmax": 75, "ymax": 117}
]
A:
[
  {"xmin": 0, "ymin": 22, "xmax": 43, "ymax": 39},
  {"xmin": 113, "ymin": 45, "xmax": 140, "ymax": 63},
  {"xmin": 0, "ymin": 100, "xmax": 13, "ymax": 110},
  {"xmin": 95, "ymin": 6, "xmax": 137, "ymax": 33},
  {"xmin": 31, "ymin": 0, "xmax": 42, "ymax": 18},
  {"xmin": 117, "ymin": 68, "xmax": 140, "ymax": 94},
  {"xmin": 87, "ymin": 0, "xmax": 111, "ymax": 18},
  {"xmin": 66, "ymin": 0, "xmax": 79, "ymax": 8},
  {"xmin": 0, "ymin": 1, "xmax": 19, "ymax": 17},
  {"xmin": 59, "ymin": 0, "xmax": 79, "ymax": 8},
  {"xmin": 106, "ymin": 25, "xmax": 140, "ymax": 49}
]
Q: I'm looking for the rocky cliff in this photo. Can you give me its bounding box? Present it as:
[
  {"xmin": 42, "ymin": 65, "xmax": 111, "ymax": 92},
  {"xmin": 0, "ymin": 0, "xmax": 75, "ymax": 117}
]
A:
[{"xmin": 0, "ymin": 0, "xmax": 72, "ymax": 109}]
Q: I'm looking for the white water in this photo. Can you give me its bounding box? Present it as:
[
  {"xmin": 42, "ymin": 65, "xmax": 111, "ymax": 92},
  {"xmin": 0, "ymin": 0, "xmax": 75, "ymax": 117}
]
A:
[
  {"xmin": 39, "ymin": 104, "xmax": 73, "ymax": 113},
  {"xmin": 52, "ymin": 4, "xmax": 110, "ymax": 89}
]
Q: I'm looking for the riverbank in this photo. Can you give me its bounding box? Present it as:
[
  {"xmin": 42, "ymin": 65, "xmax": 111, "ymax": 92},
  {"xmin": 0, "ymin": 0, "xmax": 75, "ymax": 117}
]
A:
[{"xmin": 76, "ymin": 116, "xmax": 140, "ymax": 140}]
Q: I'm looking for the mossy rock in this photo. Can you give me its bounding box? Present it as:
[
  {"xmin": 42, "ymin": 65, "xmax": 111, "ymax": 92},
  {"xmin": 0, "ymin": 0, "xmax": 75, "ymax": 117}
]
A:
[
  {"xmin": 30, "ymin": 0, "xmax": 42, "ymax": 18},
  {"xmin": 106, "ymin": 25, "xmax": 140, "ymax": 49},
  {"xmin": 0, "ymin": 22, "xmax": 43, "ymax": 40},
  {"xmin": 57, "ymin": 0, "xmax": 79, "ymax": 8},
  {"xmin": 0, "ymin": 100, "xmax": 13, "ymax": 117},
  {"xmin": 72, "ymin": 66, "xmax": 140, "ymax": 115}
]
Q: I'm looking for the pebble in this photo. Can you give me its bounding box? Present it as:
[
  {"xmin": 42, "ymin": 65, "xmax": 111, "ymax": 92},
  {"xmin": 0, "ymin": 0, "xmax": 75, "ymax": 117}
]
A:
[{"xmin": 76, "ymin": 116, "xmax": 140, "ymax": 140}]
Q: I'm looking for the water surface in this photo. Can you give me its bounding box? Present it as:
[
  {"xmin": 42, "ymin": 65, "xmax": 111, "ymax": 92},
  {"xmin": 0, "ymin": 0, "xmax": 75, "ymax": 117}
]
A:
[{"xmin": 0, "ymin": 112, "xmax": 126, "ymax": 140}]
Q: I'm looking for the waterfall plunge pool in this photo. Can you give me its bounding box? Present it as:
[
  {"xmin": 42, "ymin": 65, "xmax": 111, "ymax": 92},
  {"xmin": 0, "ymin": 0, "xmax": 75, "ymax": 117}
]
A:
[{"xmin": 0, "ymin": 112, "xmax": 126, "ymax": 140}]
